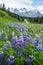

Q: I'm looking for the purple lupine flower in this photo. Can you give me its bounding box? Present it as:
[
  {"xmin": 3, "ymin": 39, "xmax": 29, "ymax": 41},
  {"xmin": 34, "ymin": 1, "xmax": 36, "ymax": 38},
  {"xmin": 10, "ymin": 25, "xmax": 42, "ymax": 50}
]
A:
[
  {"xmin": 17, "ymin": 43, "xmax": 22, "ymax": 55},
  {"xmin": 20, "ymin": 25, "xmax": 28, "ymax": 32},
  {"xmin": 30, "ymin": 32, "xmax": 33, "ymax": 37},
  {"xmin": 23, "ymin": 52, "xmax": 28, "ymax": 56},
  {"xmin": 3, "ymin": 41, "xmax": 12, "ymax": 51},
  {"xmin": 17, "ymin": 38, "xmax": 25, "ymax": 48},
  {"xmin": 32, "ymin": 40, "xmax": 38, "ymax": 46},
  {"xmin": 12, "ymin": 35, "xmax": 18, "ymax": 48},
  {"xmin": 0, "ymin": 51, "xmax": 4, "ymax": 64},
  {"xmin": 8, "ymin": 55, "xmax": 14, "ymax": 65},
  {"xmin": 17, "ymin": 39, "xmax": 25, "ymax": 57},
  {"xmin": 23, "ymin": 35, "xmax": 28, "ymax": 41},
  {"xmin": 32, "ymin": 34, "xmax": 42, "ymax": 51},
  {"xmin": 36, "ymin": 44, "xmax": 42, "ymax": 51},
  {"xmin": 24, "ymin": 31, "xmax": 28, "ymax": 36},
  {"xmin": 20, "ymin": 34, "xmax": 29, "ymax": 43},
  {"xmin": 21, "ymin": 26, "xmax": 24, "ymax": 31},
  {"xmin": 35, "ymin": 34, "xmax": 41, "ymax": 43},
  {"xmin": 33, "ymin": 34, "xmax": 42, "ymax": 46},
  {"xmin": 27, "ymin": 55, "xmax": 33, "ymax": 65},
  {"xmin": 21, "ymin": 38, "xmax": 25, "ymax": 48}
]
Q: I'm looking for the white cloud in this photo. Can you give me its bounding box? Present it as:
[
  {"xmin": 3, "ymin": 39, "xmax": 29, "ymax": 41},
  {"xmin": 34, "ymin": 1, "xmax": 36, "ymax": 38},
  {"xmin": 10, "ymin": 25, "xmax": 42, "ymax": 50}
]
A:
[
  {"xmin": 18, "ymin": 0, "xmax": 33, "ymax": 6},
  {"xmin": 37, "ymin": 6, "xmax": 43, "ymax": 14},
  {"xmin": 0, "ymin": 0, "xmax": 33, "ymax": 9}
]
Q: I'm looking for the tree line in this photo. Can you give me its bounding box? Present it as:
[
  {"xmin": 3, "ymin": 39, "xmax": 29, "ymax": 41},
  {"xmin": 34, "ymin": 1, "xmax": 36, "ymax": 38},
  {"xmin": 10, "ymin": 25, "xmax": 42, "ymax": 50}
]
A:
[
  {"xmin": 25, "ymin": 17, "xmax": 43, "ymax": 23},
  {"xmin": 0, "ymin": 3, "xmax": 43, "ymax": 23}
]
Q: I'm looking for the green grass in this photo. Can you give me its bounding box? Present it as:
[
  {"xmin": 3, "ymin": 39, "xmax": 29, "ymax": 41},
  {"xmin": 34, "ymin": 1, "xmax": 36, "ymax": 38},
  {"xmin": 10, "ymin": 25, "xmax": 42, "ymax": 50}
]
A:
[{"xmin": 0, "ymin": 10, "xmax": 43, "ymax": 65}]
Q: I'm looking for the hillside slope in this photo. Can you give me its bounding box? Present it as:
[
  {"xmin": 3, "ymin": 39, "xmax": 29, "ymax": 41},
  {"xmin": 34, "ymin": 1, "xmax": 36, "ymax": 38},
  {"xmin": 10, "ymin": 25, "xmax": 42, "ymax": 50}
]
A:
[{"xmin": 0, "ymin": 10, "xmax": 19, "ymax": 30}]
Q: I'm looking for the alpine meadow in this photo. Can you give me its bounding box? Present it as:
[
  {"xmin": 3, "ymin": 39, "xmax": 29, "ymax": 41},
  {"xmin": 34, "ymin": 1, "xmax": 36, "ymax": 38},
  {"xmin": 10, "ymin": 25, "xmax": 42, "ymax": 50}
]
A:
[{"xmin": 0, "ymin": 1, "xmax": 43, "ymax": 65}]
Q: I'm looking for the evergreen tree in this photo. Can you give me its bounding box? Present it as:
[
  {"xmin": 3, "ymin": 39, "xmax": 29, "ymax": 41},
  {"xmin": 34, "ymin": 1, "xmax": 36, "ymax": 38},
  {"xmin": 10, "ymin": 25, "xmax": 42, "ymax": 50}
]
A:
[{"xmin": 3, "ymin": 3, "xmax": 5, "ymax": 10}]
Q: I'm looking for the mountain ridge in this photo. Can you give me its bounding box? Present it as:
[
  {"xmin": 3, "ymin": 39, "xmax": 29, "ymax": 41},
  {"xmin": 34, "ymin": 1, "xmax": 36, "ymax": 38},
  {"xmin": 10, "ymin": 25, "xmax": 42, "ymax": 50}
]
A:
[{"xmin": 10, "ymin": 8, "xmax": 42, "ymax": 17}]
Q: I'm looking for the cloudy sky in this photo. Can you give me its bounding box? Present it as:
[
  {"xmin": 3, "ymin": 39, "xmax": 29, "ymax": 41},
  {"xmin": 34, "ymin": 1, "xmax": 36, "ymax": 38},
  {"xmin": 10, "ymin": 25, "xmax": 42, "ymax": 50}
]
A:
[{"xmin": 0, "ymin": 0, "xmax": 43, "ymax": 14}]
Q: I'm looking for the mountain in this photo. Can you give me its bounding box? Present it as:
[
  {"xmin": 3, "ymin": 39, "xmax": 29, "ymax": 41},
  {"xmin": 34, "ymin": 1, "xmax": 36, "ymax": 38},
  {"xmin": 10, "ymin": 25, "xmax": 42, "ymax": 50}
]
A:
[
  {"xmin": 10, "ymin": 8, "xmax": 20, "ymax": 15},
  {"xmin": 10, "ymin": 8, "xmax": 42, "ymax": 17},
  {"xmin": 20, "ymin": 8, "xmax": 27, "ymax": 12}
]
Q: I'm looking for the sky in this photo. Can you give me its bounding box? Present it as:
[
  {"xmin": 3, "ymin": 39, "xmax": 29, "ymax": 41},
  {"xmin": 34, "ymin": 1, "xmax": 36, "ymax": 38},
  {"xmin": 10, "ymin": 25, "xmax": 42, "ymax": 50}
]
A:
[{"xmin": 0, "ymin": 0, "xmax": 43, "ymax": 14}]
